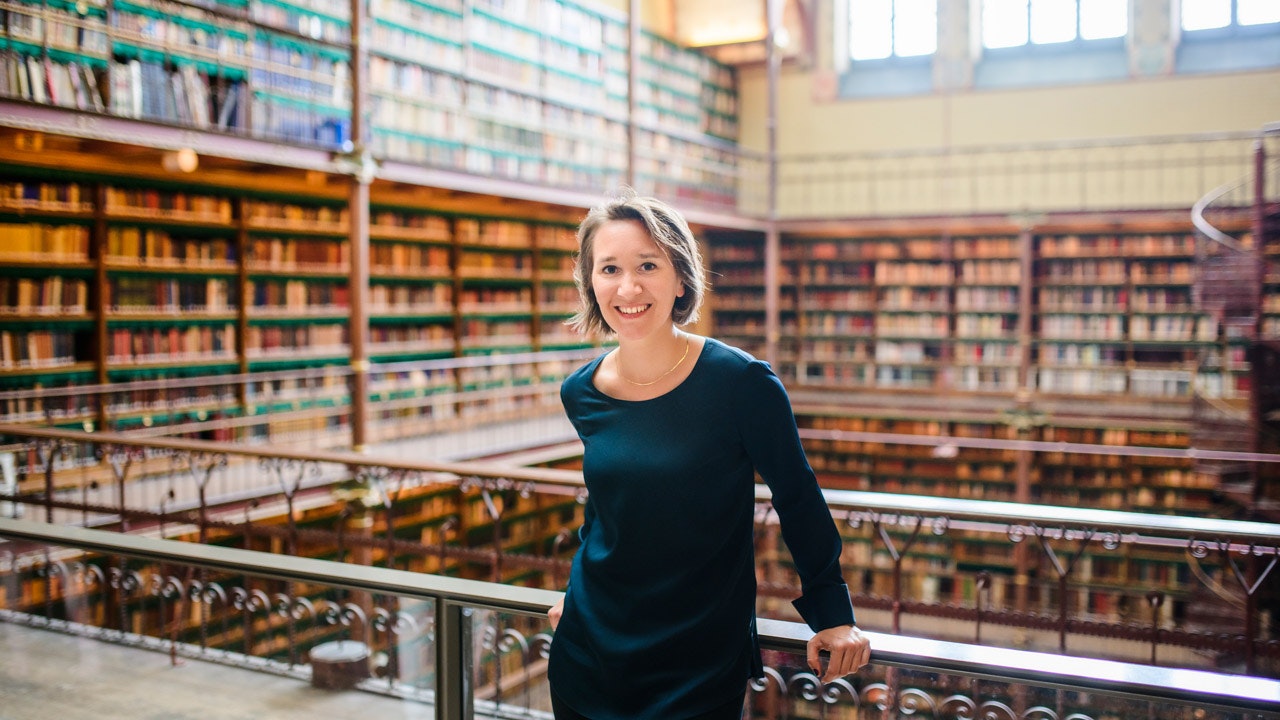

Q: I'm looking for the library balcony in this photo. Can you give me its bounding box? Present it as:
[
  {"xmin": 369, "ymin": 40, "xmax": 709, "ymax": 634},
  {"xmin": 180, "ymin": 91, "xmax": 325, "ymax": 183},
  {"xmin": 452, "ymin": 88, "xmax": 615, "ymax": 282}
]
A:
[{"xmin": 2, "ymin": 516, "xmax": 1279, "ymax": 720}]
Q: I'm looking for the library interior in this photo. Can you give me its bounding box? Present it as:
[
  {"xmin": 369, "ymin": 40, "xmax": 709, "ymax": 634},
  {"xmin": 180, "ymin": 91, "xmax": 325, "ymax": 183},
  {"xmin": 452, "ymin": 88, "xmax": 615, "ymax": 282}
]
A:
[{"xmin": 1, "ymin": 0, "xmax": 1280, "ymax": 717}]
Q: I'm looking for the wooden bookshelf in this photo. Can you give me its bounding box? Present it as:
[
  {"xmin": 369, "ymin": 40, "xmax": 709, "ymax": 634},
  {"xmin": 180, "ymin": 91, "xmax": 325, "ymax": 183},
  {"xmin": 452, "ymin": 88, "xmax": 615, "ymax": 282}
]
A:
[
  {"xmin": 0, "ymin": 164, "xmax": 599, "ymax": 424},
  {"xmin": 709, "ymin": 225, "xmax": 1255, "ymax": 401}
]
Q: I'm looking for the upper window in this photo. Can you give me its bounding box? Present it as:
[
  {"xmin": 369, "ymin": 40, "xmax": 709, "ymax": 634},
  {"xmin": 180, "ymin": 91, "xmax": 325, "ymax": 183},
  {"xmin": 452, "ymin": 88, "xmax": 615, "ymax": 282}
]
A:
[
  {"xmin": 849, "ymin": 0, "xmax": 938, "ymax": 61},
  {"xmin": 1182, "ymin": 0, "xmax": 1280, "ymax": 31},
  {"xmin": 982, "ymin": 0, "xmax": 1127, "ymax": 49}
]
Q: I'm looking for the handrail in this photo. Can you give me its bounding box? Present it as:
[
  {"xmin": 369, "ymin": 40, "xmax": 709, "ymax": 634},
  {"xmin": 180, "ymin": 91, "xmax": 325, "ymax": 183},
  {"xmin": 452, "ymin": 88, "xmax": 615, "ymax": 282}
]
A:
[
  {"xmin": 1, "ymin": 424, "xmax": 1277, "ymax": 548},
  {"xmin": 1191, "ymin": 178, "xmax": 1250, "ymax": 252},
  {"xmin": 2, "ymin": 516, "xmax": 1278, "ymax": 717},
  {"xmin": 780, "ymin": 129, "xmax": 1262, "ymax": 164},
  {"xmin": 0, "ymin": 348, "xmax": 601, "ymax": 404}
]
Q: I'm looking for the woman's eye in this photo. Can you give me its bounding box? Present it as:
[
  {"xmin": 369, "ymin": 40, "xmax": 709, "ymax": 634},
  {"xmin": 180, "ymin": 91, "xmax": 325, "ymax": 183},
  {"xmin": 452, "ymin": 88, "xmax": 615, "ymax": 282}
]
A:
[
  {"xmin": 598, "ymin": 265, "xmax": 617, "ymax": 275},
  {"xmin": 640, "ymin": 262, "xmax": 657, "ymax": 272}
]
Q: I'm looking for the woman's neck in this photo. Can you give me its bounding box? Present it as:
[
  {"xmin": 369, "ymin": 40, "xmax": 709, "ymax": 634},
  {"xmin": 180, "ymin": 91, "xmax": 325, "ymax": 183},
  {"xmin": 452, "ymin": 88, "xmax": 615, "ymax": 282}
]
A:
[{"xmin": 613, "ymin": 329, "xmax": 688, "ymax": 385}]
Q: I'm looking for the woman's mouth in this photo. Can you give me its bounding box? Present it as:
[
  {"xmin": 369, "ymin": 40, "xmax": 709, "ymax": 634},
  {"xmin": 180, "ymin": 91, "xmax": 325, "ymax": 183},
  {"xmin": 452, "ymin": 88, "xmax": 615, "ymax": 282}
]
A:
[{"xmin": 616, "ymin": 304, "xmax": 651, "ymax": 318}]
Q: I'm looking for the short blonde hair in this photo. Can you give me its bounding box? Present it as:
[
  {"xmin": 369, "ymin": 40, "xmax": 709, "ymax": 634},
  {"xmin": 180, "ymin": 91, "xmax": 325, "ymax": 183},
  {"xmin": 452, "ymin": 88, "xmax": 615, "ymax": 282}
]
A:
[{"xmin": 568, "ymin": 191, "xmax": 706, "ymax": 336}]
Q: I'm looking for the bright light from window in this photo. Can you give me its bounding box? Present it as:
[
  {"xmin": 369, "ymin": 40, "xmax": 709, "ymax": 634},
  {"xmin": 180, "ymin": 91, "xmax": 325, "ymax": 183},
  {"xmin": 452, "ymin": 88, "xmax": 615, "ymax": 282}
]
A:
[
  {"xmin": 1031, "ymin": 0, "xmax": 1077, "ymax": 44},
  {"xmin": 985, "ymin": 0, "xmax": 1030, "ymax": 48},
  {"xmin": 1181, "ymin": 0, "xmax": 1230, "ymax": 30},
  {"xmin": 1080, "ymin": 0, "xmax": 1127, "ymax": 38},
  {"xmin": 1239, "ymin": 0, "xmax": 1280, "ymax": 25},
  {"xmin": 895, "ymin": 0, "xmax": 938, "ymax": 56},
  {"xmin": 849, "ymin": 0, "xmax": 937, "ymax": 60},
  {"xmin": 851, "ymin": 0, "xmax": 893, "ymax": 60}
]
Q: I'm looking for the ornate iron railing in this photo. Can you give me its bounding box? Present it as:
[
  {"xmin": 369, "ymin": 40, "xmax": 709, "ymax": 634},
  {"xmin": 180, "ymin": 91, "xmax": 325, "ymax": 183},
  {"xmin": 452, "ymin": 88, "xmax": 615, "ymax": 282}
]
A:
[
  {"xmin": 1, "ymin": 517, "xmax": 1278, "ymax": 720},
  {"xmin": 0, "ymin": 423, "xmax": 1278, "ymax": 676}
]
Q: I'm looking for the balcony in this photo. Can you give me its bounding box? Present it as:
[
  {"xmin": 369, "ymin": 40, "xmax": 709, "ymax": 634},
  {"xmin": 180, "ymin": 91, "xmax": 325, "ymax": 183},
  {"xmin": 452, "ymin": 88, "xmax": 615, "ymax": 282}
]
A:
[{"xmin": 2, "ymin": 516, "xmax": 1278, "ymax": 720}]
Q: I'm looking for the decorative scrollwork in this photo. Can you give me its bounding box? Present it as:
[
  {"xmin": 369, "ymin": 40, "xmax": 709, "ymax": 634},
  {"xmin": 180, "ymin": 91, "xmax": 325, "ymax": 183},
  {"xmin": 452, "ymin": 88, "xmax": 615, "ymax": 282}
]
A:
[
  {"xmin": 975, "ymin": 700, "xmax": 1018, "ymax": 720},
  {"xmin": 109, "ymin": 567, "xmax": 142, "ymax": 594},
  {"xmin": 862, "ymin": 682, "xmax": 892, "ymax": 712},
  {"xmin": 272, "ymin": 594, "xmax": 314, "ymax": 622},
  {"xmin": 370, "ymin": 607, "xmax": 418, "ymax": 637},
  {"xmin": 231, "ymin": 587, "xmax": 270, "ymax": 613},
  {"xmin": 1022, "ymin": 706, "xmax": 1063, "ymax": 720},
  {"xmin": 898, "ymin": 687, "xmax": 938, "ymax": 716},
  {"xmin": 931, "ymin": 515, "xmax": 951, "ymax": 536},
  {"xmin": 1186, "ymin": 537, "xmax": 1212, "ymax": 559},
  {"xmin": 318, "ymin": 601, "xmax": 367, "ymax": 631},
  {"xmin": 785, "ymin": 670, "xmax": 824, "ymax": 701},
  {"xmin": 748, "ymin": 666, "xmax": 786, "ymax": 694},
  {"xmin": 938, "ymin": 693, "xmax": 978, "ymax": 720},
  {"xmin": 529, "ymin": 631, "xmax": 554, "ymax": 660},
  {"xmin": 845, "ymin": 509, "xmax": 863, "ymax": 530},
  {"xmin": 1007, "ymin": 525, "xmax": 1027, "ymax": 544},
  {"xmin": 260, "ymin": 456, "xmax": 320, "ymax": 496},
  {"xmin": 498, "ymin": 627, "xmax": 530, "ymax": 657},
  {"xmin": 1100, "ymin": 531, "xmax": 1121, "ymax": 550}
]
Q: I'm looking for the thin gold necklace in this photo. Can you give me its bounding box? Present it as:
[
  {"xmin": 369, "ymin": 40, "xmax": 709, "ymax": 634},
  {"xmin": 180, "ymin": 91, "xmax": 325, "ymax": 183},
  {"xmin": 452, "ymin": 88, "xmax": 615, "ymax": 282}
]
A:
[{"xmin": 617, "ymin": 335, "xmax": 690, "ymax": 387}]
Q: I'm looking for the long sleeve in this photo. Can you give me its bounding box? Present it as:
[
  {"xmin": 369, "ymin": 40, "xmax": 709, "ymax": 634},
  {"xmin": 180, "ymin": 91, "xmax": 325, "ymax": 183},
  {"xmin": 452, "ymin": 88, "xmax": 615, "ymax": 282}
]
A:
[{"xmin": 735, "ymin": 359, "xmax": 855, "ymax": 631}]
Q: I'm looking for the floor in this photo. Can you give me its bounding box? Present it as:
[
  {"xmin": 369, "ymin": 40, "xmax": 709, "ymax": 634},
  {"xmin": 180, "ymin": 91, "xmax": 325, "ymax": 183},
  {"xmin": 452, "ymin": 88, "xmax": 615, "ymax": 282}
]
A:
[{"xmin": 0, "ymin": 621, "xmax": 436, "ymax": 720}]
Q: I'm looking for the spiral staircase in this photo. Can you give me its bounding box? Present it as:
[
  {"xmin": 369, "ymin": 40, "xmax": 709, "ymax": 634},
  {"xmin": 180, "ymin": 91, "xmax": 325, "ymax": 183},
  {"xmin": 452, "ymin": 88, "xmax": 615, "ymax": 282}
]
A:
[{"xmin": 1190, "ymin": 125, "xmax": 1280, "ymax": 524}]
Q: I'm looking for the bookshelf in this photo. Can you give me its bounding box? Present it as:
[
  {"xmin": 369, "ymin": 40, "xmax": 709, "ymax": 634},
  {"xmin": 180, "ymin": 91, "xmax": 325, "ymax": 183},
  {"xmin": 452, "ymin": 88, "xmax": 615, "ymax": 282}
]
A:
[
  {"xmin": 0, "ymin": 164, "xmax": 600, "ymax": 425},
  {"xmin": 708, "ymin": 225, "xmax": 1250, "ymax": 401},
  {"xmin": 0, "ymin": 0, "xmax": 736, "ymax": 197}
]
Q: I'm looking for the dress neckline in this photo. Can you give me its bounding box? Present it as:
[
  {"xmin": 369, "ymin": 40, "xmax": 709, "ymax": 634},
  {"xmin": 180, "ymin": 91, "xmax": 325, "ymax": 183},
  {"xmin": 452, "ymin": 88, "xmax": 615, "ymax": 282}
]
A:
[{"xmin": 587, "ymin": 337, "xmax": 712, "ymax": 404}]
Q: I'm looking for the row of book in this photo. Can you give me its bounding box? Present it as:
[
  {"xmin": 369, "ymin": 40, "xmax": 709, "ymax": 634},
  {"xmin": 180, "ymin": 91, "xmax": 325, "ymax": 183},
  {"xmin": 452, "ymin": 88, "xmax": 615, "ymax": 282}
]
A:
[
  {"xmin": 109, "ymin": 60, "xmax": 245, "ymax": 130},
  {"xmin": 0, "ymin": 54, "xmax": 105, "ymax": 112},
  {"xmin": 249, "ymin": 279, "xmax": 348, "ymax": 310},
  {"xmin": 108, "ymin": 324, "xmax": 235, "ymax": 363},
  {"xmin": 0, "ymin": 181, "xmax": 90, "ymax": 208},
  {"xmin": 0, "ymin": 224, "xmax": 91, "ymax": 260},
  {"xmin": 248, "ymin": 239, "xmax": 349, "ymax": 270},
  {"xmin": 105, "ymin": 188, "xmax": 234, "ymax": 221},
  {"xmin": 0, "ymin": 278, "xmax": 89, "ymax": 315},
  {"xmin": 108, "ymin": 277, "xmax": 233, "ymax": 313},
  {"xmin": 107, "ymin": 230, "xmax": 236, "ymax": 266},
  {"xmin": 0, "ymin": 330, "xmax": 84, "ymax": 369}
]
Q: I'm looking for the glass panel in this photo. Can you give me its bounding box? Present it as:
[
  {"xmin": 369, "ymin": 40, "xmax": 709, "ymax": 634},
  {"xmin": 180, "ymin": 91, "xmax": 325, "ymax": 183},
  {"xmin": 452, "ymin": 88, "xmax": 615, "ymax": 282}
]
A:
[
  {"xmin": 850, "ymin": 0, "xmax": 894, "ymax": 60},
  {"xmin": 0, "ymin": 541, "xmax": 438, "ymax": 716},
  {"xmin": 1031, "ymin": 0, "xmax": 1078, "ymax": 44},
  {"xmin": 895, "ymin": 0, "xmax": 939, "ymax": 57},
  {"xmin": 467, "ymin": 608, "xmax": 555, "ymax": 717},
  {"xmin": 1080, "ymin": 0, "xmax": 1128, "ymax": 38},
  {"xmin": 1181, "ymin": 0, "xmax": 1231, "ymax": 30},
  {"xmin": 984, "ymin": 0, "xmax": 1031, "ymax": 48}
]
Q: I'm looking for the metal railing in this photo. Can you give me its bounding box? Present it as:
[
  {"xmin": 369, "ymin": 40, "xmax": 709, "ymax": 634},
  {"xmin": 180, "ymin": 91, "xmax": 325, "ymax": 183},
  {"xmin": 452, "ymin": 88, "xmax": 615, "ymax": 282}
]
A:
[
  {"xmin": 0, "ymin": 423, "xmax": 1278, "ymax": 675},
  {"xmin": 0, "ymin": 349, "xmax": 599, "ymax": 454},
  {"xmin": 1, "ymin": 517, "xmax": 1277, "ymax": 719},
  {"xmin": 777, "ymin": 130, "xmax": 1266, "ymax": 219}
]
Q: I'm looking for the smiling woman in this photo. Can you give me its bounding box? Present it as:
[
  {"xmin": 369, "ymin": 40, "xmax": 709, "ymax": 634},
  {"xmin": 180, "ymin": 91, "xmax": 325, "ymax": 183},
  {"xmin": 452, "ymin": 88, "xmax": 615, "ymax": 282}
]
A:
[{"xmin": 545, "ymin": 191, "xmax": 871, "ymax": 720}]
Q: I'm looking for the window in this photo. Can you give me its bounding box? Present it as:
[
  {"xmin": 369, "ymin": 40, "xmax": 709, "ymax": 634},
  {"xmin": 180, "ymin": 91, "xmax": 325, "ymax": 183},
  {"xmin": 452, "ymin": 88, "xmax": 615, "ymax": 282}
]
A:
[
  {"xmin": 1182, "ymin": 0, "xmax": 1280, "ymax": 31},
  {"xmin": 982, "ymin": 0, "xmax": 1127, "ymax": 50},
  {"xmin": 849, "ymin": 0, "xmax": 937, "ymax": 61}
]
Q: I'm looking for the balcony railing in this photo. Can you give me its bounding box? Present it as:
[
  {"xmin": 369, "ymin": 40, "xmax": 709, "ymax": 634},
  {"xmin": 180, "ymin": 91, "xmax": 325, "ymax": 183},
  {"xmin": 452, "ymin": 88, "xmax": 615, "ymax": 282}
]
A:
[
  {"xmin": 776, "ymin": 130, "xmax": 1268, "ymax": 220},
  {"xmin": 1, "ymin": 517, "xmax": 1278, "ymax": 720},
  {"xmin": 0, "ymin": 423, "xmax": 1277, "ymax": 677}
]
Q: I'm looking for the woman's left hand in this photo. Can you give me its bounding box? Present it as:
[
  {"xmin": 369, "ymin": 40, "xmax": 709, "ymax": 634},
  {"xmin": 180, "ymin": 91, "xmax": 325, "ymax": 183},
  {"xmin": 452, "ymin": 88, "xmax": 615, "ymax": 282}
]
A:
[{"xmin": 807, "ymin": 624, "xmax": 871, "ymax": 683}]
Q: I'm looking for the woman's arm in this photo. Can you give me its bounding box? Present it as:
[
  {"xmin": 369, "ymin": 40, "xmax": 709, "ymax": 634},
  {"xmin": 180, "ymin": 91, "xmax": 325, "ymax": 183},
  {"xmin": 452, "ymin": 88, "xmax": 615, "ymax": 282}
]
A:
[{"xmin": 736, "ymin": 360, "xmax": 871, "ymax": 678}]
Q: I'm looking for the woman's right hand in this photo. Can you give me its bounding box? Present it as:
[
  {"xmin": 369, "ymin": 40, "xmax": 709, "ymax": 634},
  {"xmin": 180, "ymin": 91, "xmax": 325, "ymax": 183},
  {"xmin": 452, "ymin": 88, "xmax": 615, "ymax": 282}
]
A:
[{"xmin": 548, "ymin": 598, "xmax": 564, "ymax": 630}]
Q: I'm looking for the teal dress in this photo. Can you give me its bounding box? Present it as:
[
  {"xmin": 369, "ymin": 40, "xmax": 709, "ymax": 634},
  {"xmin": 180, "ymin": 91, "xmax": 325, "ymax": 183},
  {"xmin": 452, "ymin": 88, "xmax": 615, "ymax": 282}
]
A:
[{"xmin": 548, "ymin": 338, "xmax": 855, "ymax": 720}]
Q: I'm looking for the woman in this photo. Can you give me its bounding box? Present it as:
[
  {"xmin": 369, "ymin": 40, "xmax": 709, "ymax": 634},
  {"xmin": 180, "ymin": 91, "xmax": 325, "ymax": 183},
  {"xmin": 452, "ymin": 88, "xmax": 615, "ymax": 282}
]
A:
[{"xmin": 547, "ymin": 192, "xmax": 870, "ymax": 720}]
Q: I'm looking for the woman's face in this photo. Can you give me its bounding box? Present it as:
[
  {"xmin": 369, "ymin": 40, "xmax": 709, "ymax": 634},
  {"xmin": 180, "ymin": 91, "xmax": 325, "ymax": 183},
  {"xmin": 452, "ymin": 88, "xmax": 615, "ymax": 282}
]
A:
[{"xmin": 590, "ymin": 219, "xmax": 685, "ymax": 341}]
